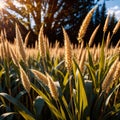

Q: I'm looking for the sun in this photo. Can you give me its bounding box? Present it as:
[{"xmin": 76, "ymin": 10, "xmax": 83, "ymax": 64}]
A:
[{"xmin": 0, "ymin": 0, "xmax": 7, "ymax": 10}]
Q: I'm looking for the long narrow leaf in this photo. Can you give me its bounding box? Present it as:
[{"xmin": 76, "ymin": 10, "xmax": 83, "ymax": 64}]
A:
[
  {"xmin": 0, "ymin": 112, "xmax": 16, "ymax": 120},
  {"xmin": 98, "ymin": 38, "xmax": 105, "ymax": 84},
  {"xmin": 105, "ymin": 83, "xmax": 120, "ymax": 106},
  {"xmin": 31, "ymin": 83, "xmax": 64, "ymax": 119},
  {"xmin": 0, "ymin": 93, "xmax": 35, "ymax": 120},
  {"xmin": 73, "ymin": 59, "xmax": 89, "ymax": 120},
  {"xmin": 86, "ymin": 63, "xmax": 96, "ymax": 92}
]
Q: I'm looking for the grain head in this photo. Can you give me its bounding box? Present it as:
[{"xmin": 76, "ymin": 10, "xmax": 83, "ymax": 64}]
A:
[
  {"xmin": 62, "ymin": 27, "xmax": 72, "ymax": 73},
  {"xmin": 31, "ymin": 69, "xmax": 48, "ymax": 86},
  {"xmin": 19, "ymin": 65, "xmax": 31, "ymax": 93},
  {"xmin": 77, "ymin": 6, "xmax": 97, "ymax": 42},
  {"xmin": 46, "ymin": 73, "xmax": 59, "ymax": 100}
]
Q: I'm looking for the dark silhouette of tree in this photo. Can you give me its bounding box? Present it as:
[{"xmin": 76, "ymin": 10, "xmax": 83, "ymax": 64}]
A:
[
  {"xmin": 93, "ymin": 0, "xmax": 108, "ymax": 44},
  {"xmin": 0, "ymin": 9, "xmax": 15, "ymax": 42},
  {"xmin": 43, "ymin": 0, "xmax": 97, "ymax": 45},
  {"xmin": 93, "ymin": 0, "xmax": 119, "ymax": 45},
  {"xmin": 109, "ymin": 13, "xmax": 120, "ymax": 46},
  {"xmin": 100, "ymin": 0, "xmax": 107, "ymax": 25},
  {"xmin": 109, "ymin": 13, "xmax": 117, "ymax": 31},
  {"xmin": 0, "ymin": 0, "xmax": 119, "ymax": 46},
  {"xmin": 94, "ymin": 5, "xmax": 101, "ymax": 25},
  {"xmin": 1, "ymin": 0, "xmax": 98, "ymax": 45}
]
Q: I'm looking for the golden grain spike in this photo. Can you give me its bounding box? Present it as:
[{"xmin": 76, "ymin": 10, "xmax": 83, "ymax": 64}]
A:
[
  {"xmin": 113, "ymin": 40, "xmax": 120, "ymax": 54},
  {"xmin": 113, "ymin": 62, "xmax": 120, "ymax": 82},
  {"xmin": 5, "ymin": 41, "xmax": 11, "ymax": 62},
  {"xmin": 77, "ymin": 6, "xmax": 97, "ymax": 42},
  {"xmin": 53, "ymin": 41, "xmax": 60, "ymax": 58},
  {"xmin": 105, "ymin": 32, "xmax": 111, "ymax": 49},
  {"xmin": 115, "ymin": 40, "xmax": 120, "ymax": 48},
  {"xmin": 106, "ymin": 60, "xmax": 120, "ymax": 93},
  {"xmin": 31, "ymin": 69, "xmax": 48, "ymax": 86},
  {"xmin": 19, "ymin": 65, "xmax": 31, "ymax": 93},
  {"xmin": 0, "ymin": 31, "xmax": 7, "ymax": 59},
  {"xmin": 113, "ymin": 20, "xmax": 120, "ymax": 35},
  {"xmin": 46, "ymin": 73, "xmax": 59, "ymax": 100},
  {"xmin": 35, "ymin": 40, "xmax": 38, "ymax": 49},
  {"xmin": 44, "ymin": 35, "xmax": 49, "ymax": 53},
  {"xmin": 102, "ymin": 58, "xmax": 118, "ymax": 93},
  {"xmin": 103, "ymin": 13, "xmax": 110, "ymax": 33},
  {"xmin": 0, "ymin": 44, "xmax": 4, "ymax": 59},
  {"xmin": 78, "ymin": 41, "xmax": 84, "ymax": 61},
  {"xmin": 79, "ymin": 49, "xmax": 86, "ymax": 72},
  {"xmin": 89, "ymin": 24, "xmax": 100, "ymax": 47},
  {"xmin": 62, "ymin": 27, "xmax": 72, "ymax": 73},
  {"xmin": 24, "ymin": 31, "xmax": 30, "ymax": 48},
  {"xmin": 10, "ymin": 47, "xmax": 19, "ymax": 66},
  {"xmin": 15, "ymin": 24, "xmax": 27, "ymax": 63},
  {"xmin": 38, "ymin": 25, "xmax": 46, "ymax": 58}
]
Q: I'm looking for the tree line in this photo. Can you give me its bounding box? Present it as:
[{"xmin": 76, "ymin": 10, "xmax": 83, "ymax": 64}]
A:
[{"xmin": 0, "ymin": 0, "xmax": 119, "ymax": 46}]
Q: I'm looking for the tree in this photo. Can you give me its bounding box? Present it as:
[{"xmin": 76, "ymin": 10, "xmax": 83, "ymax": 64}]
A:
[
  {"xmin": 94, "ymin": 5, "xmax": 101, "ymax": 25},
  {"xmin": 109, "ymin": 13, "xmax": 117, "ymax": 31},
  {"xmin": 1, "ymin": 0, "xmax": 99, "ymax": 45},
  {"xmin": 100, "ymin": 0, "xmax": 107, "ymax": 25}
]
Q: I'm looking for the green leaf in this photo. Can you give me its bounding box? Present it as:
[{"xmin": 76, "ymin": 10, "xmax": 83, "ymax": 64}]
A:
[
  {"xmin": 31, "ymin": 83, "xmax": 64, "ymax": 119},
  {"xmin": 0, "ymin": 64, "xmax": 4, "ymax": 78},
  {"xmin": 63, "ymin": 72, "xmax": 69, "ymax": 86},
  {"xmin": 73, "ymin": 59, "xmax": 89, "ymax": 120},
  {"xmin": 15, "ymin": 90, "xmax": 27, "ymax": 100},
  {"xmin": 62, "ymin": 96, "xmax": 73, "ymax": 119},
  {"xmin": 0, "ymin": 112, "xmax": 16, "ymax": 120},
  {"xmin": 54, "ymin": 58, "xmax": 59, "ymax": 67},
  {"xmin": 87, "ymin": 48, "xmax": 94, "ymax": 68},
  {"xmin": 98, "ymin": 38, "xmax": 105, "ymax": 84},
  {"xmin": 0, "ymin": 93, "xmax": 35, "ymax": 120},
  {"xmin": 114, "ymin": 103, "xmax": 120, "ymax": 112},
  {"xmin": 72, "ymin": 58, "xmax": 77, "ymax": 77},
  {"xmin": 86, "ymin": 63, "xmax": 96, "ymax": 92},
  {"xmin": 54, "ymin": 69, "xmax": 65, "ymax": 79},
  {"xmin": 58, "ymin": 100, "xmax": 66, "ymax": 120},
  {"xmin": 105, "ymin": 83, "xmax": 120, "ymax": 106},
  {"xmin": 55, "ymin": 60, "xmax": 64, "ymax": 70},
  {"xmin": 33, "ymin": 96, "xmax": 44, "ymax": 119}
]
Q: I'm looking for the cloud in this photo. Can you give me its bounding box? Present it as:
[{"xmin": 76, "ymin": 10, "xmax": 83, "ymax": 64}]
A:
[{"xmin": 107, "ymin": 5, "xmax": 120, "ymax": 20}]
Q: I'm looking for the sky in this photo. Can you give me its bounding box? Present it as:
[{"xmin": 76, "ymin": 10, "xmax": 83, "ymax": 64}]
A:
[{"xmin": 99, "ymin": 0, "xmax": 120, "ymax": 20}]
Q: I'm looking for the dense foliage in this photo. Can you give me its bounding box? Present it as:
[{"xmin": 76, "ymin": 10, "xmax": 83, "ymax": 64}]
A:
[{"xmin": 0, "ymin": 7, "xmax": 120, "ymax": 119}]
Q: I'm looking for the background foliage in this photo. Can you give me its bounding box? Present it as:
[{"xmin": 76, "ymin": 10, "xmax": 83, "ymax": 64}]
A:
[{"xmin": 0, "ymin": 0, "xmax": 119, "ymax": 46}]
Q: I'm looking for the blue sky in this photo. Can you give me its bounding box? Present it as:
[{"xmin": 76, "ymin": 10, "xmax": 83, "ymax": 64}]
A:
[{"xmin": 100, "ymin": 0, "xmax": 120, "ymax": 20}]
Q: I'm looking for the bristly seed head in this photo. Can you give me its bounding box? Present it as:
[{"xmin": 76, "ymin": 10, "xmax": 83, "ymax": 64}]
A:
[
  {"xmin": 31, "ymin": 69, "xmax": 48, "ymax": 86},
  {"xmin": 102, "ymin": 58, "xmax": 118, "ymax": 93},
  {"xmin": 77, "ymin": 6, "xmax": 97, "ymax": 42},
  {"xmin": 62, "ymin": 27, "xmax": 72, "ymax": 73},
  {"xmin": 113, "ymin": 20, "xmax": 120, "ymax": 35},
  {"xmin": 38, "ymin": 25, "xmax": 46, "ymax": 58},
  {"xmin": 89, "ymin": 24, "xmax": 100, "ymax": 47},
  {"xmin": 15, "ymin": 24, "xmax": 27, "ymax": 64},
  {"xmin": 46, "ymin": 73, "xmax": 59, "ymax": 100},
  {"xmin": 103, "ymin": 13, "xmax": 110, "ymax": 33},
  {"xmin": 19, "ymin": 65, "xmax": 31, "ymax": 93}
]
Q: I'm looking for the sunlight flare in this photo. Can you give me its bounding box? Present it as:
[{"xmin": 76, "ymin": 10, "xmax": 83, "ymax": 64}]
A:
[{"xmin": 0, "ymin": 0, "xmax": 7, "ymax": 9}]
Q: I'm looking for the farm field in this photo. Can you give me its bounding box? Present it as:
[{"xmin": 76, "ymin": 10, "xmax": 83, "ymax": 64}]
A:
[{"xmin": 0, "ymin": 7, "xmax": 120, "ymax": 120}]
